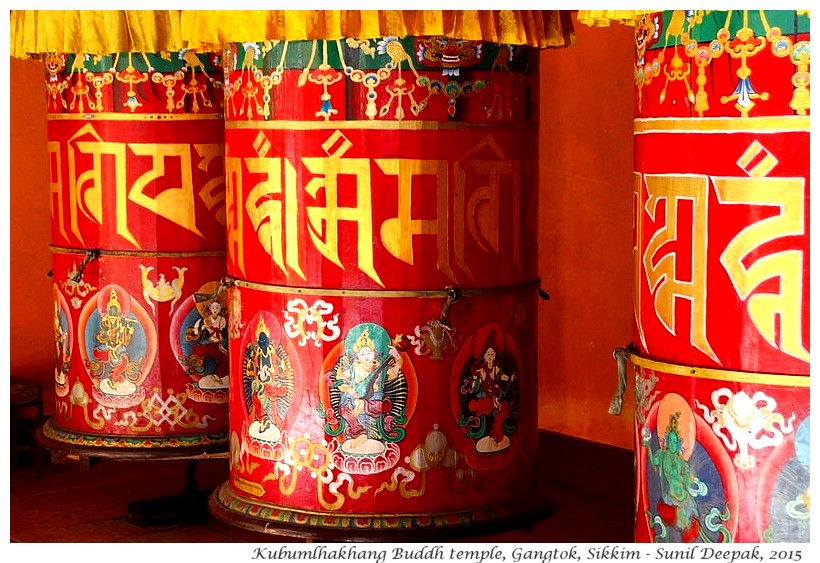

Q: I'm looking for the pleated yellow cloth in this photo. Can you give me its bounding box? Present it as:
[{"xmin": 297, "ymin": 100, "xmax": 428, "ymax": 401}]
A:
[
  {"xmin": 10, "ymin": 10, "xmax": 185, "ymax": 58},
  {"xmin": 181, "ymin": 10, "xmax": 575, "ymax": 49},
  {"xmin": 576, "ymin": 10, "xmax": 654, "ymax": 27},
  {"xmin": 10, "ymin": 10, "xmax": 575, "ymax": 57}
]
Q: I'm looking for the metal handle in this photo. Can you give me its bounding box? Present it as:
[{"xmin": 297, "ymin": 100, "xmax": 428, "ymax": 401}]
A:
[
  {"xmin": 439, "ymin": 286, "xmax": 462, "ymax": 327},
  {"xmin": 193, "ymin": 277, "xmax": 235, "ymax": 303},
  {"xmin": 609, "ymin": 345, "xmax": 632, "ymax": 415},
  {"xmin": 69, "ymin": 249, "xmax": 100, "ymax": 282}
]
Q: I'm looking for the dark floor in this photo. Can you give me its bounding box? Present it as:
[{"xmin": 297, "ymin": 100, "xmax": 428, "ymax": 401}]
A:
[{"xmin": 9, "ymin": 426, "xmax": 634, "ymax": 545}]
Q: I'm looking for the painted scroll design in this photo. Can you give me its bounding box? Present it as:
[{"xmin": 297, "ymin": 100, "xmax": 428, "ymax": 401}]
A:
[
  {"xmin": 58, "ymin": 380, "xmax": 217, "ymax": 432},
  {"xmin": 44, "ymin": 50, "xmax": 224, "ymax": 114},
  {"xmin": 223, "ymin": 37, "xmax": 521, "ymax": 121},
  {"xmin": 60, "ymin": 261, "xmax": 96, "ymax": 309},
  {"xmin": 636, "ymin": 10, "xmax": 810, "ymax": 117},
  {"xmin": 282, "ymin": 298, "xmax": 341, "ymax": 347},
  {"xmin": 230, "ymin": 423, "xmax": 466, "ymax": 508},
  {"xmin": 695, "ymin": 389, "xmax": 796, "ymax": 470},
  {"xmin": 230, "ymin": 429, "xmax": 371, "ymax": 511}
]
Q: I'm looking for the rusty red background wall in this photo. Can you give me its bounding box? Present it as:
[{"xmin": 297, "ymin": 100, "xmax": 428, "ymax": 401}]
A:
[
  {"xmin": 537, "ymin": 14, "xmax": 636, "ymax": 448},
  {"xmin": 10, "ymin": 56, "xmax": 53, "ymax": 386}
]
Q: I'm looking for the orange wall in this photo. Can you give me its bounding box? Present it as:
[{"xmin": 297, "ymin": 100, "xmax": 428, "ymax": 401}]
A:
[
  {"xmin": 10, "ymin": 57, "xmax": 54, "ymax": 387},
  {"xmin": 536, "ymin": 16, "xmax": 636, "ymax": 449},
  {"xmin": 9, "ymin": 17, "xmax": 637, "ymax": 448}
]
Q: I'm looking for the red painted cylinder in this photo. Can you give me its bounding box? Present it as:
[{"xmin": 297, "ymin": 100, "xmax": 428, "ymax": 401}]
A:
[
  {"xmin": 43, "ymin": 50, "xmax": 229, "ymax": 452},
  {"xmin": 627, "ymin": 10, "xmax": 810, "ymax": 543},
  {"xmin": 209, "ymin": 36, "xmax": 552, "ymax": 538}
]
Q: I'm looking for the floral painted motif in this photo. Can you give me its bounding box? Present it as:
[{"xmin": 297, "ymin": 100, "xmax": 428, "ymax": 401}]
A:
[{"xmin": 696, "ymin": 389, "xmax": 795, "ymax": 470}]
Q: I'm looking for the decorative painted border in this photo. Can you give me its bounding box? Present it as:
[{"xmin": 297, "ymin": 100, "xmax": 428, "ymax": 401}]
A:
[
  {"xmin": 46, "ymin": 113, "xmax": 224, "ymax": 121},
  {"xmin": 629, "ymin": 353, "xmax": 810, "ymax": 387},
  {"xmin": 225, "ymin": 119, "xmax": 534, "ymax": 130},
  {"xmin": 634, "ymin": 115, "xmax": 810, "ymax": 133},
  {"xmin": 41, "ymin": 417, "xmax": 227, "ymax": 449},
  {"xmin": 229, "ymin": 276, "xmax": 541, "ymax": 298},
  {"xmin": 210, "ymin": 480, "xmax": 553, "ymax": 532}
]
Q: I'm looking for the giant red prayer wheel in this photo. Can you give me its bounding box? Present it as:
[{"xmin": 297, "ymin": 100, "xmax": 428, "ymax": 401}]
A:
[
  {"xmin": 42, "ymin": 50, "xmax": 230, "ymax": 454},
  {"xmin": 208, "ymin": 36, "xmax": 553, "ymax": 539},
  {"xmin": 624, "ymin": 10, "xmax": 810, "ymax": 543}
]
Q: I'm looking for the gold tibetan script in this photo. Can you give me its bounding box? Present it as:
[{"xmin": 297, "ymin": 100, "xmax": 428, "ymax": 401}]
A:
[
  {"xmin": 640, "ymin": 169, "xmax": 808, "ymax": 364},
  {"xmin": 714, "ymin": 175, "xmax": 808, "ymax": 363},
  {"xmin": 303, "ymin": 131, "xmax": 381, "ymax": 285},
  {"xmin": 377, "ymin": 158, "xmax": 452, "ymax": 278},
  {"xmin": 642, "ymin": 173, "xmax": 716, "ymax": 362},
  {"xmin": 228, "ymin": 131, "xmax": 524, "ymax": 286},
  {"xmin": 49, "ymin": 123, "xmax": 224, "ymax": 247},
  {"xmin": 455, "ymin": 136, "xmax": 521, "ymax": 283}
]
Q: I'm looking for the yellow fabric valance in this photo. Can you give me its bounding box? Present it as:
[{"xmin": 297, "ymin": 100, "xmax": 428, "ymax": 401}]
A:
[
  {"xmin": 576, "ymin": 10, "xmax": 654, "ymax": 28},
  {"xmin": 577, "ymin": 9, "xmax": 812, "ymax": 27},
  {"xmin": 181, "ymin": 10, "xmax": 575, "ymax": 49},
  {"xmin": 10, "ymin": 10, "xmax": 185, "ymax": 58},
  {"xmin": 10, "ymin": 10, "xmax": 575, "ymax": 58}
]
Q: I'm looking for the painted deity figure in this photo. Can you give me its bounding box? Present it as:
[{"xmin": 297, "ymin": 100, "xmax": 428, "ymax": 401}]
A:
[
  {"xmin": 457, "ymin": 323, "xmax": 519, "ymax": 454},
  {"xmin": 242, "ymin": 318, "xmax": 293, "ymax": 443},
  {"xmin": 185, "ymin": 298, "xmax": 229, "ymax": 389},
  {"xmin": 90, "ymin": 289, "xmax": 141, "ymax": 397},
  {"xmin": 650, "ymin": 412, "xmax": 704, "ymax": 542},
  {"xmin": 198, "ymin": 300, "xmax": 228, "ymax": 347},
  {"xmin": 325, "ymin": 323, "xmax": 409, "ymax": 456},
  {"xmin": 765, "ymin": 416, "xmax": 811, "ymax": 542},
  {"xmin": 53, "ymin": 299, "xmax": 70, "ymax": 389}
]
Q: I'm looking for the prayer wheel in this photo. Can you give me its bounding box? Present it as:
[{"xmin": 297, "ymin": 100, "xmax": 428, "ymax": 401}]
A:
[
  {"xmin": 41, "ymin": 49, "xmax": 230, "ymax": 455},
  {"xmin": 601, "ymin": 10, "xmax": 810, "ymax": 543},
  {"xmin": 208, "ymin": 36, "xmax": 554, "ymax": 539}
]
